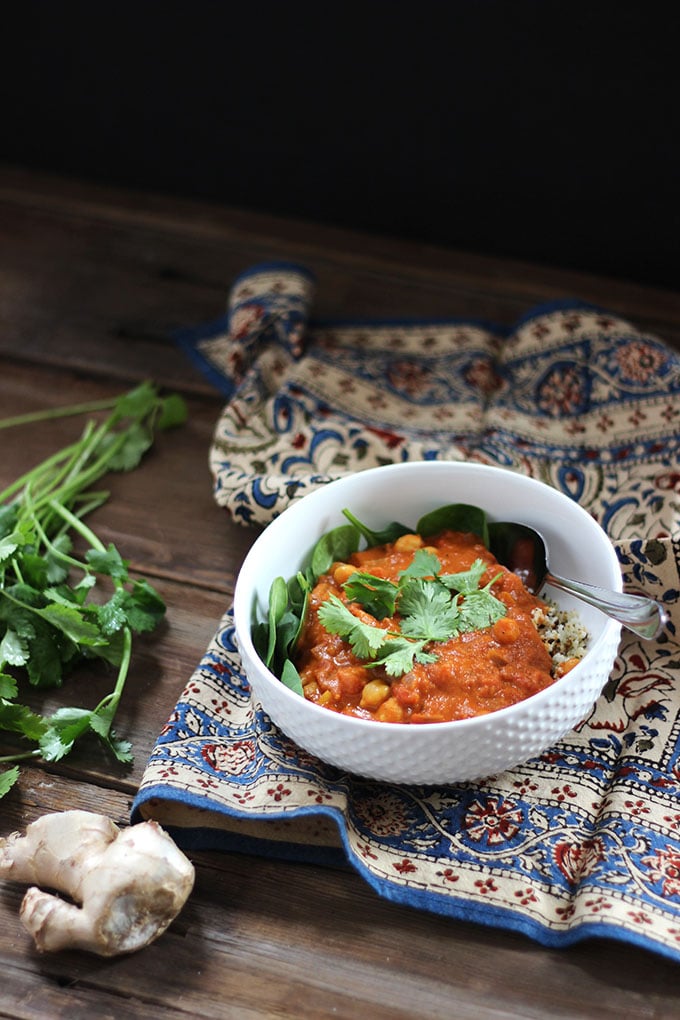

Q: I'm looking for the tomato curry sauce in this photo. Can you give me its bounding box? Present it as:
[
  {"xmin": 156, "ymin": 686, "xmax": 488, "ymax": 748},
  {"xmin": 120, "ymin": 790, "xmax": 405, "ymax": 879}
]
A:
[{"xmin": 294, "ymin": 529, "xmax": 574, "ymax": 724}]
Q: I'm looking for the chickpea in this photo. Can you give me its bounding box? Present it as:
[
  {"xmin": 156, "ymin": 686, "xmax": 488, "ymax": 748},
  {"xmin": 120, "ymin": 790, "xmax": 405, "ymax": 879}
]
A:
[
  {"xmin": 554, "ymin": 656, "xmax": 581, "ymax": 678},
  {"xmin": 360, "ymin": 679, "xmax": 391, "ymax": 710},
  {"xmin": 492, "ymin": 616, "xmax": 521, "ymax": 644},
  {"xmin": 333, "ymin": 562, "xmax": 356, "ymax": 585},
  {"xmin": 375, "ymin": 697, "xmax": 405, "ymax": 723},
  {"xmin": 393, "ymin": 533, "xmax": 424, "ymax": 553}
]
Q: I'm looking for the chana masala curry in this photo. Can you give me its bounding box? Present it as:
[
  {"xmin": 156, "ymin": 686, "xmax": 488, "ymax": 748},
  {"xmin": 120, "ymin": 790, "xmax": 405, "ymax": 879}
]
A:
[{"xmin": 293, "ymin": 529, "xmax": 585, "ymax": 724}]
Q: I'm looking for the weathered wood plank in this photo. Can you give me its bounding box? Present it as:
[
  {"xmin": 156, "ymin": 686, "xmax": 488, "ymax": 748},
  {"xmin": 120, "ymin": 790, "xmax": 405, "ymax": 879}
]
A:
[{"xmin": 1, "ymin": 166, "xmax": 678, "ymax": 370}]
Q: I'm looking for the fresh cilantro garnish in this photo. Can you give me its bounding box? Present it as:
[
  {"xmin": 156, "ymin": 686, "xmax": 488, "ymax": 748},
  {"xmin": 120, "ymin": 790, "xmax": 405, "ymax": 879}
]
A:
[
  {"xmin": 399, "ymin": 548, "xmax": 441, "ymax": 580},
  {"xmin": 342, "ymin": 572, "xmax": 399, "ymax": 620},
  {"xmin": 456, "ymin": 573, "xmax": 507, "ymax": 632},
  {"xmin": 370, "ymin": 637, "xmax": 438, "ymax": 677},
  {"xmin": 0, "ymin": 382, "xmax": 187, "ymax": 797},
  {"xmin": 316, "ymin": 552, "xmax": 507, "ymax": 678},
  {"xmin": 397, "ymin": 578, "xmax": 461, "ymax": 642},
  {"xmin": 317, "ymin": 595, "xmax": 389, "ymax": 660},
  {"xmin": 439, "ymin": 558, "xmax": 488, "ymax": 594}
]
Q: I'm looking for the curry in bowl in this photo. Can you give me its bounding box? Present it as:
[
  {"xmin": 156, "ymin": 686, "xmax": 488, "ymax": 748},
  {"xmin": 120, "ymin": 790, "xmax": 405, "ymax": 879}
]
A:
[{"xmin": 252, "ymin": 503, "xmax": 588, "ymax": 725}]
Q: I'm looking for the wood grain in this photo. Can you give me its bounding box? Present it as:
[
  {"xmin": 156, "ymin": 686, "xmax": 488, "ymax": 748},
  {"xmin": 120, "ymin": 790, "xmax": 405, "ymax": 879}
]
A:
[{"xmin": 1, "ymin": 164, "xmax": 679, "ymax": 1020}]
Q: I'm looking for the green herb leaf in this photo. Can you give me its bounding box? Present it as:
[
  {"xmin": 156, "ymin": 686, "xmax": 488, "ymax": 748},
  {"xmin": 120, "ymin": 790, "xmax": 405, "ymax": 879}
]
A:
[
  {"xmin": 341, "ymin": 508, "xmax": 410, "ymax": 547},
  {"xmin": 398, "ymin": 578, "xmax": 460, "ymax": 642},
  {"xmin": 416, "ymin": 503, "xmax": 489, "ymax": 545},
  {"xmin": 280, "ymin": 658, "xmax": 304, "ymax": 696},
  {"xmin": 457, "ymin": 576, "xmax": 507, "ymax": 632},
  {"xmin": 399, "ymin": 548, "xmax": 441, "ymax": 580},
  {"xmin": 0, "ymin": 672, "xmax": 18, "ymax": 698},
  {"xmin": 157, "ymin": 393, "xmax": 189, "ymax": 429},
  {"xmin": 85, "ymin": 544, "xmax": 130, "ymax": 581},
  {"xmin": 36, "ymin": 602, "xmax": 106, "ymax": 646},
  {"xmin": 0, "ymin": 627, "xmax": 31, "ymax": 667},
  {"xmin": 317, "ymin": 595, "xmax": 388, "ymax": 660},
  {"xmin": 439, "ymin": 558, "xmax": 488, "ymax": 594},
  {"xmin": 118, "ymin": 579, "xmax": 166, "ymax": 633},
  {"xmin": 0, "ymin": 698, "xmax": 49, "ymax": 741},
  {"xmin": 370, "ymin": 637, "xmax": 437, "ymax": 677},
  {"xmin": 310, "ymin": 524, "xmax": 360, "ymax": 578},
  {"xmin": 0, "ymin": 766, "xmax": 20, "ymax": 797},
  {"xmin": 342, "ymin": 572, "xmax": 399, "ymax": 619}
]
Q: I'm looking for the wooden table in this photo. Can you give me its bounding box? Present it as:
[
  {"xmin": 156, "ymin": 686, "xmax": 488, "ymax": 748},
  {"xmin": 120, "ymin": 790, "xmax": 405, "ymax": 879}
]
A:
[{"xmin": 1, "ymin": 165, "xmax": 679, "ymax": 1019}]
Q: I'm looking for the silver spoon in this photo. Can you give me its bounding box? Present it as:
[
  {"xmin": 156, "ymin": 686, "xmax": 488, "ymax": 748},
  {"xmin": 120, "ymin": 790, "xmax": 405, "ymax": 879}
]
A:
[{"xmin": 487, "ymin": 521, "xmax": 668, "ymax": 641}]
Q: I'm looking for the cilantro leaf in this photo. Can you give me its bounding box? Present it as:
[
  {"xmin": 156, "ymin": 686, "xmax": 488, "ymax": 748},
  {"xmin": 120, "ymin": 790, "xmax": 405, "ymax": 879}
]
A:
[
  {"xmin": 85, "ymin": 544, "xmax": 130, "ymax": 580},
  {"xmin": 44, "ymin": 533, "xmax": 73, "ymax": 584},
  {"xmin": 103, "ymin": 732, "xmax": 134, "ymax": 764},
  {"xmin": 97, "ymin": 589, "xmax": 129, "ymax": 635},
  {"xmin": 36, "ymin": 602, "xmax": 106, "ymax": 646},
  {"xmin": 439, "ymin": 558, "xmax": 488, "ymax": 594},
  {"xmin": 457, "ymin": 575, "xmax": 507, "ymax": 632},
  {"xmin": 342, "ymin": 572, "xmax": 399, "ymax": 619},
  {"xmin": 317, "ymin": 595, "xmax": 388, "ymax": 660},
  {"xmin": 157, "ymin": 393, "xmax": 189, "ymax": 429},
  {"xmin": 0, "ymin": 626, "xmax": 31, "ymax": 667},
  {"xmin": 0, "ymin": 505, "xmax": 19, "ymax": 538},
  {"xmin": 397, "ymin": 578, "xmax": 460, "ymax": 642},
  {"xmin": 0, "ymin": 698, "xmax": 49, "ymax": 741},
  {"xmin": 0, "ymin": 766, "xmax": 20, "ymax": 797},
  {"xmin": 398, "ymin": 548, "xmax": 441, "ymax": 580},
  {"xmin": 0, "ymin": 532, "xmax": 23, "ymax": 566},
  {"xmin": 118, "ymin": 579, "xmax": 166, "ymax": 633},
  {"xmin": 371, "ymin": 637, "xmax": 436, "ymax": 677},
  {"xmin": 0, "ymin": 672, "xmax": 18, "ymax": 698}
]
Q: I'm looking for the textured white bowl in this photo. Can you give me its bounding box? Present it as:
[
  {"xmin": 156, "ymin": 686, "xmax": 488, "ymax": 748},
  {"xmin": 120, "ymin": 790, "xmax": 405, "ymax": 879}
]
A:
[{"xmin": 233, "ymin": 462, "xmax": 622, "ymax": 784}]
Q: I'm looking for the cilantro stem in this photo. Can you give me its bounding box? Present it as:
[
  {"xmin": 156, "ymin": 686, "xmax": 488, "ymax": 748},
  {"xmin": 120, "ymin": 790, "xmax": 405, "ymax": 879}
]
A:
[
  {"xmin": 0, "ymin": 396, "xmax": 122, "ymax": 431},
  {"xmin": 0, "ymin": 750, "xmax": 41, "ymax": 764},
  {"xmin": 0, "ymin": 440, "xmax": 83, "ymax": 505},
  {"xmin": 95, "ymin": 625, "xmax": 132, "ymax": 717},
  {"xmin": 47, "ymin": 499, "xmax": 107, "ymax": 554}
]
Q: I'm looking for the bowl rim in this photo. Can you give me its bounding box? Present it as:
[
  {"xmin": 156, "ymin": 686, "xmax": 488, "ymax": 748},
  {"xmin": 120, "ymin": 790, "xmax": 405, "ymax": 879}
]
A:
[{"xmin": 233, "ymin": 461, "xmax": 622, "ymax": 734}]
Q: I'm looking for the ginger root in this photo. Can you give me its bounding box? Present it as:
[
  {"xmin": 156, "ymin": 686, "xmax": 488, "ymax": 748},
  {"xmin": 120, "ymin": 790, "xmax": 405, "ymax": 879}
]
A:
[{"xmin": 0, "ymin": 810, "xmax": 195, "ymax": 956}]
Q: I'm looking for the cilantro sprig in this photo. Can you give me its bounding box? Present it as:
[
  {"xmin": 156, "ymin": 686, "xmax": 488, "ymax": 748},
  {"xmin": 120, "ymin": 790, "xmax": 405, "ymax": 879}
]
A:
[{"xmin": 0, "ymin": 382, "xmax": 187, "ymax": 797}]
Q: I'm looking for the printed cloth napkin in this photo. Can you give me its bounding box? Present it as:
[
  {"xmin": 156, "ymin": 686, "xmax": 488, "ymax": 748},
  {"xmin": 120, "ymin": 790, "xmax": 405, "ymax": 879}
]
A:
[{"xmin": 132, "ymin": 262, "xmax": 680, "ymax": 960}]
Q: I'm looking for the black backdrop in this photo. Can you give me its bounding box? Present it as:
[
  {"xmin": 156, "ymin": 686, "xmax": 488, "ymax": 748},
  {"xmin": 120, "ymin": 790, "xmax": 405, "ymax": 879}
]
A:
[{"xmin": 2, "ymin": 2, "xmax": 678, "ymax": 289}]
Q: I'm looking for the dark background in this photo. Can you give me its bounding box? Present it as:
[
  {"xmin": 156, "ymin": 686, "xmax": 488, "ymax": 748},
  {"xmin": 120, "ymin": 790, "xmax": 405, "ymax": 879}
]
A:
[{"xmin": 2, "ymin": 2, "xmax": 678, "ymax": 289}]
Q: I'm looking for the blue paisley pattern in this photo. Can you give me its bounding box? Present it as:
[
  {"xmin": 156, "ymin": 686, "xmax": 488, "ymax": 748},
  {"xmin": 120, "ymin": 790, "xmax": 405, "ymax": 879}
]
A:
[{"xmin": 133, "ymin": 264, "xmax": 680, "ymax": 960}]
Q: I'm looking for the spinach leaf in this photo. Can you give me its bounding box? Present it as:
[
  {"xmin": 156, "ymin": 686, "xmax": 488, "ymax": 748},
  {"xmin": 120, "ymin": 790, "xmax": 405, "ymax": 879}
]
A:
[
  {"xmin": 416, "ymin": 503, "xmax": 489, "ymax": 545},
  {"xmin": 280, "ymin": 658, "xmax": 304, "ymax": 696},
  {"xmin": 341, "ymin": 509, "xmax": 410, "ymax": 547},
  {"xmin": 310, "ymin": 523, "xmax": 360, "ymax": 577}
]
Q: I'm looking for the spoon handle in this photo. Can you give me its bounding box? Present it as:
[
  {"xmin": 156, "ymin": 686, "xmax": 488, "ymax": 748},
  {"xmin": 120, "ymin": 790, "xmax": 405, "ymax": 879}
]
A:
[{"xmin": 545, "ymin": 572, "xmax": 668, "ymax": 640}]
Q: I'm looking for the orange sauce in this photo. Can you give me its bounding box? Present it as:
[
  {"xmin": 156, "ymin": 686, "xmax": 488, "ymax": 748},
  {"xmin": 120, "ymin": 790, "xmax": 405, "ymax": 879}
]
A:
[{"xmin": 295, "ymin": 530, "xmax": 559, "ymax": 724}]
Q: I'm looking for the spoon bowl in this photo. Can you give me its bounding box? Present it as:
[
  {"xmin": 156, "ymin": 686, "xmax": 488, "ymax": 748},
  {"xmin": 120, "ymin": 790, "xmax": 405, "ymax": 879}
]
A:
[{"xmin": 488, "ymin": 521, "xmax": 667, "ymax": 641}]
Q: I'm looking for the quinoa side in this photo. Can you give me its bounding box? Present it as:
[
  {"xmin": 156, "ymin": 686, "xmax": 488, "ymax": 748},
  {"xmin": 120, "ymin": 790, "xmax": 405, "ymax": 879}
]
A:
[{"xmin": 533, "ymin": 601, "xmax": 590, "ymax": 674}]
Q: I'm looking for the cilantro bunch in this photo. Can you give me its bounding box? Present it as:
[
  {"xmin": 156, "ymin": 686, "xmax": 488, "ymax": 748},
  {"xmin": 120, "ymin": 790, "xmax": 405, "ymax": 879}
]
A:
[
  {"xmin": 253, "ymin": 503, "xmax": 507, "ymax": 694},
  {"xmin": 319, "ymin": 550, "xmax": 507, "ymax": 677},
  {"xmin": 0, "ymin": 382, "xmax": 187, "ymax": 798}
]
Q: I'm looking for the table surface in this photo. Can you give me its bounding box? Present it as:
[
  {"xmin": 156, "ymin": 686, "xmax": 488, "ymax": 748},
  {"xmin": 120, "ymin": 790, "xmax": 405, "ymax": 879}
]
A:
[{"xmin": 1, "ymin": 164, "xmax": 680, "ymax": 1019}]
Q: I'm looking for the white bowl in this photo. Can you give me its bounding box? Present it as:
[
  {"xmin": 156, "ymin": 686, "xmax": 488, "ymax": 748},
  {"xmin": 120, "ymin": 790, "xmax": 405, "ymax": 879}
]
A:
[{"xmin": 233, "ymin": 462, "xmax": 622, "ymax": 784}]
